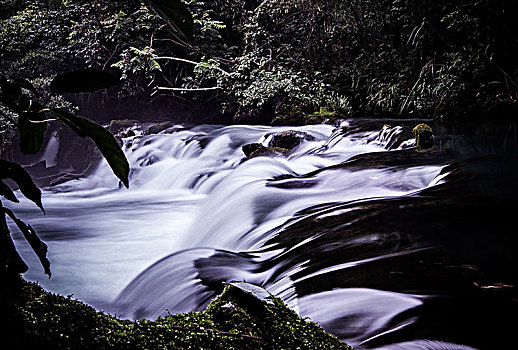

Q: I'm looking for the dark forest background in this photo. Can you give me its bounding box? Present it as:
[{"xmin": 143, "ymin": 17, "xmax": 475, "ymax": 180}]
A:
[{"xmin": 1, "ymin": 0, "xmax": 517, "ymax": 130}]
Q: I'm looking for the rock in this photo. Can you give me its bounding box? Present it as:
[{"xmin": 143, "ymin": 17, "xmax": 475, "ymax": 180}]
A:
[
  {"xmin": 242, "ymin": 143, "xmax": 288, "ymax": 158},
  {"xmin": 147, "ymin": 121, "xmax": 175, "ymax": 135},
  {"xmin": 271, "ymin": 106, "xmax": 344, "ymax": 126},
  {"xmin": 412, "ymin": 123, "xmax": 434, "ymax": 151},
  {"xmin": 108, "ymin": 119, "xmax": 139, "ymax": 135},
  {"xmin": 226, "ymin": 282, "xmax": 274, "ymax": 305},
  {"xmin": 268, "ymin": 130, "xmax": 315, "ymax": 150},
  {"xmin": 304, "ymin": 107, "xmax": 342, "ymax": 125}
]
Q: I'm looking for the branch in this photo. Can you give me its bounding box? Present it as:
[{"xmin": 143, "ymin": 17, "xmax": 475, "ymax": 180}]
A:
[
  {"xmin": 155, "ymin": 86, "xmax": 222, "ymax": 92},
  {"xmin": 154, "ymin": 56, "xmax": 229, "ymax": 75}
]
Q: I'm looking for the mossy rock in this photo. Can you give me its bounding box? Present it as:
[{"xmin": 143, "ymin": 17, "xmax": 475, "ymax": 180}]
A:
[
  {"xmin": 304, "ymin": 107, "xmax": 342, "ymax": 125},
  {"xmin": 268, "ymin": 130, "xmax": 315, "ymax": 150},
  {"xmin": 147, "ymin": 121, "xmax": 175, "ymax": 135},
  {"xmin": 242, "ymin": 143, "xmax": 289, "ymax": 158},
  {"xmin": 4, "ymin": 278, "xmax": 352, "ymax": 349},
  {"xmin": 271, "ymin": 106, "xmax": 343, "ymax": 126},
  {"xmin": 108, "ymin": 119, "xmax": 139, "ymax": 134},
  {"xmin": 412, "ymin": 123, "xmax": 434, "ymax": 151},
  {"xmin": 270, "ymin": 110, "xmax": 306, "ymax": 126}
]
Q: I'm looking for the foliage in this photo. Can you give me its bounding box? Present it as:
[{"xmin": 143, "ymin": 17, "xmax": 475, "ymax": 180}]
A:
[
  {"xmin": 5, "ymin": 279, "xmax": 352, "ymax": 349},
  {"xmin": 0, "ymin": 70, "xmax": 130, "ymax": 278},
  {"xmin": 164, "ymin": 0, "xmax": 517, "ymax": 122},
  {"xmin": 1, "ymin": 0, "xmax": 516, "ymax": 124}
]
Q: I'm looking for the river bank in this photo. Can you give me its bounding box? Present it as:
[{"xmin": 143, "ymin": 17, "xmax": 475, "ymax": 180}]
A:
[{"xmin": 4, "ymin": 277, "xmax": 350, "ymax": 349}]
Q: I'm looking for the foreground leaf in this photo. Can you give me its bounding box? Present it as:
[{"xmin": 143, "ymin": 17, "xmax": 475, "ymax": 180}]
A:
[
  {"xmin": 144, "ymin": 0, "xmax": 194, "ymax": 43},
  {"xmin": 18, "ymin": 111, "xmax": 48, "ymax": 154},
  {"xmin": 49, "ymin": 109, "xmax": 129, "ymax": 188},
  {"xmin": 0, "ymin": 75, "xmax": 22, "ymax": 102},
  {"xmin": 0, "ymin": 180, "xmax": 19, "ymax": 203},
  {"xmin": 49, "ymin": 69, "xmax": 120, "ymax": 94},
  {"xmin": 3, "ymin": 207, "xmax": 51, "ymax": 278},
  {"xmin": 11, "ymin": 78, "xmax": 38, "ymax": 96},
  {"xmin": 0, "ymin": 159, "xmax": 44, "ymax": 212}
]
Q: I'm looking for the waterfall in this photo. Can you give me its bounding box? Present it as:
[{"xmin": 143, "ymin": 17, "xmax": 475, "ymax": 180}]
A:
[{"xmin": 9, "ymin": 120, "xmax": 515, "ymax": 349}]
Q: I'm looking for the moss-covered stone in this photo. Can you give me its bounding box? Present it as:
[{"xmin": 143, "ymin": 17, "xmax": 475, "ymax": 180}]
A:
[
  {"xmin": 4, "ymin": 278, "xmax": 352, "ymax": 349},
  {"xmin": 271, "ymin": 106, "xmax": 343, "ymax": 126},
  {"xmin": 242, "ymin": 143, "xmax": 289, "ymax": 158},
  {"xmin": 268, "ymin": 130, "xmax": 315, "ymax": 150},
  {"xmin": 304, "ymin": 107, "xmax": 342, "ymax": 125},
  {"xmin": 147, "ymin": 121, "xmax": 175, "ymax": 135},
  {"xmin": 412, "ymin": 123, "xmax": 434, "ymax": 151}
]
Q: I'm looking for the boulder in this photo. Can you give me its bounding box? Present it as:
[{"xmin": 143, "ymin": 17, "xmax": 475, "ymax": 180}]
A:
[
  {"xmin": 242, "ymin": 143, "xmax": 288, "ymax": 158},
  {"xmin": 147, "ymin": 121, "xmax": 175, "ymax": 135},
  {"xmin": 412, "ymin": 123, "xmax": 434, "ymax": 151},
  {"xmin": 268, "ymin": 130, "xmax": 315, "ymax": 150},
  {"xmin": 108, "ymin": 119, "xmax": 139, "ymax": 135}
]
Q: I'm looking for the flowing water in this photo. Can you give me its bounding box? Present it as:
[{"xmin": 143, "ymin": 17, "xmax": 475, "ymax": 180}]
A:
[{"xmin": 8, "ymin": 120, "xmax": 518, "ymax": 349}]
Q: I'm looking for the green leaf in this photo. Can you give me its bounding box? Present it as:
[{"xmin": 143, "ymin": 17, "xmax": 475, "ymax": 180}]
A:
[
  {"xmin": 143, "ymin": 0, "xmax": 194, "ymax": 43},
  {"xmin": 0, "ymin": 159, "xmax": 44, "ymax": 212},
  {"xmin": 49, "ymin": 69, "xmax": 121, "ymax": 94},
  {"xmin": 49, "ymin": 109, "xmax": 130, "ymax": 188},
  {"xmin": 18, "ymin": 111, "xmax": 48, "ymax": 154},
  {"xmin": 3, "ymin": 207, "xmax": 51, "ymax": 278},
  {"xmin": 0, "ymin": 180, "xmax": 19, "ymax": 203}
]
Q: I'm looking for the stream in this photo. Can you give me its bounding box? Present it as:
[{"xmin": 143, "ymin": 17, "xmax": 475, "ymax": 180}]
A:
[{"xmin": 9, "ymin": 119, "xmax": 518, "ymax": 349}]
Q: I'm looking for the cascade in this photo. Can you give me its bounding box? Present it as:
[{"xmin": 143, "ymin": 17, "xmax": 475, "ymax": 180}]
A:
[{"xmin": 9, "ymin": 121, "xmax": 517, "ymax": 349}]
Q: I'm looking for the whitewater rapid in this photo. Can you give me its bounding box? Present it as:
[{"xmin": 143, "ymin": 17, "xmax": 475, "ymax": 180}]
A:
[{"xmin": 10, "ymin": 121, "xmax": 487, "ymax": 349}]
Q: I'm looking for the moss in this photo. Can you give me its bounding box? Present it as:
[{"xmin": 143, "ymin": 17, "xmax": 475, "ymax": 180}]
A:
[
  {"xmin": 4, "ymin": 278, "xmax": 352, "ymax": 349},
  {"xmin": 242, "ymin": 143, "xmax": 289, "ymax": 158},
  {"xmin": 412, "ymin": 123, "xmax": 434, "ymax": 151},
  {"xmin": 304, "ymin": 107, "xmax": 342, "ymax": 125},
  {"xmin": 271, "ymin": 106, "xmax": 343, "ymax": 126}
]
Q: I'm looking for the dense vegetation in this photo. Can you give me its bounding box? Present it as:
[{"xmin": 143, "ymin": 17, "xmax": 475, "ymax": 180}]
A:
[{"xmin": 1, "ymin": 0, "xmax": 516, "ymax": 128}]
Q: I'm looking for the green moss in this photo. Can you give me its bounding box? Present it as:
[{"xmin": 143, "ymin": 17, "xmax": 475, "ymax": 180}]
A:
[
  {"xmin": 272, "ymin": 106, "xmax": 343, "ymax": 126},
  {"xmin": 304, "ymin": 107, "xmax": 342, "ymax": 125},
  {"xmin": 412, "ymin": 123, "xmax": 434, "ymax": 151},
  {"xmin": 5, "ymin": 279, "xmax": 352, "ymax": 349}
]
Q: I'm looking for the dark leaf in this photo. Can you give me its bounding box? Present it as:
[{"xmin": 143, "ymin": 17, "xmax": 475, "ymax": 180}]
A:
[
  {"xmin": 0, "ymin": 208, "xmax": 28, "ymax": 275},
  {"xmin": 11, "ymin": 78, "xmax": 38, "ymax": 96},
  {"xmin": 49, "ymin": 69, "xmax": 120, "ymax": 94},
  {"xmin": 3, "ymin": 207, "xmax": 51, "ymax": 278},
  {"xmin": 49, "ymin": 109, "xmax": 130, "ymax": 188},
  {"xmin": 18, "ymin": 111, "xmax": 48, "ymax": 154},
  {"xmin": 143, "ymin": 0, "xmax": 194, "ymax": 43},
  {"xmin": 0, "ymin": 159, "xmax": 44, "ymax": 212},
  {"xmin": 0, "ymin": 76, "xmax": 22, "ymax": 102},
  {"xmin": 0, "ymin": 180, "xmax": 19, "ymax": 203}
]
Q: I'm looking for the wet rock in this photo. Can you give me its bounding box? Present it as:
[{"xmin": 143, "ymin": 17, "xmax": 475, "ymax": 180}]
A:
[
  {"xmin": 413, "ymin": 123, "xmax": 434, "ymax": 151},
  {"xmin": 147, "ymin": 121, "xmax": 175, "ymax": 135},
  {"xmin": 242, "ymin": 143, "xmax": 288, "ymax": 158},
  {"xmin": 108, "ymin": 119, "xmax": 139, "ymax": 135},
  {"xmin": 268, "ymin": 130, "xmax": 315, "ymax": 150}
]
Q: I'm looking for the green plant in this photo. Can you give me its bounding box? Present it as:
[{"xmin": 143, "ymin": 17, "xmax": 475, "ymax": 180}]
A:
[{"xmin": 0, "ymin": 69, "xmax": 129, "ymax": 278}]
